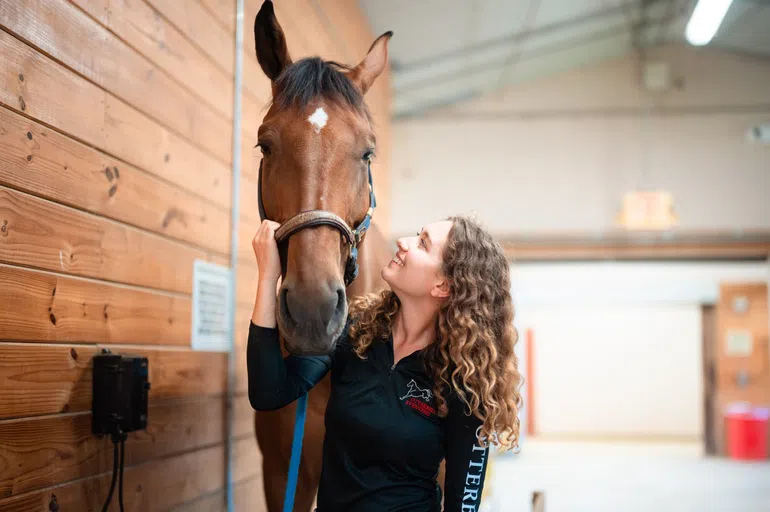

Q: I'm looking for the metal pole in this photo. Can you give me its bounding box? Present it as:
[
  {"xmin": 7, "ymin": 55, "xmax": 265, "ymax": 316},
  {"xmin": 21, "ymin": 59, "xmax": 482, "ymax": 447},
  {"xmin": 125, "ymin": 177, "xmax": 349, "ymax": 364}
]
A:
[{"xmin": 227, "ymin": 0, "xmax": 245, "ymax": 510}]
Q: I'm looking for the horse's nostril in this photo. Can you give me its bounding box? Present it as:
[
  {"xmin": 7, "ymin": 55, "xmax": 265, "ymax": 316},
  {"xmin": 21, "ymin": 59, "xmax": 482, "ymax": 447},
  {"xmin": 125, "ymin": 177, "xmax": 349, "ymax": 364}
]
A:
[
  {"xmin": 280, "ymin": 287, "xmax": 293, "ymax": 325},
  {"xmin": 318, "ymin": 285, "xmax": 346, "ymax": 330},
  {"xmin": 335, "ymin": 288, "xmax": 345, "ymax": 316}
]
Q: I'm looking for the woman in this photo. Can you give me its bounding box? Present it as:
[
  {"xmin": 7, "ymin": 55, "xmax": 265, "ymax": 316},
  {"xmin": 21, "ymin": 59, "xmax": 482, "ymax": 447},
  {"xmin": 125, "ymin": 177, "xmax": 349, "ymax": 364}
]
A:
[{"xmin": 248, "ymin": 215, "xmax": 522, "ymax": 512}]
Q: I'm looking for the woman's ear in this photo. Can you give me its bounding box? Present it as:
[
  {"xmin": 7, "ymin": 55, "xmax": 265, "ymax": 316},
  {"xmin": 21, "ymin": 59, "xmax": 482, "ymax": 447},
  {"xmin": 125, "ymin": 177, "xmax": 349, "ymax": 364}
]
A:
[
  {"xmin": 431, "ymin": 279, "xmax": 451, "ymax": 299},
  {"xmin": 254, "ymin": 0, "xmax": 292, "ymax": 81}
]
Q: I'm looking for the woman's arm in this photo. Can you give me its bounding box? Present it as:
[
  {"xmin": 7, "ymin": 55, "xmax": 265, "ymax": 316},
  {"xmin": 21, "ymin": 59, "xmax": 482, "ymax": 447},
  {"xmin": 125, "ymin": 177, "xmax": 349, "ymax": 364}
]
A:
[
  {"xmin": 442, "ymin": 396, "xmax": 490, "ymax": 512},
  {"xmin": 247, "ymin": 320, "xmax": 331, "ymax": 411},
  {"xmin": 246, "ymin": 220, "xmax": 332, "ymax": 411}
]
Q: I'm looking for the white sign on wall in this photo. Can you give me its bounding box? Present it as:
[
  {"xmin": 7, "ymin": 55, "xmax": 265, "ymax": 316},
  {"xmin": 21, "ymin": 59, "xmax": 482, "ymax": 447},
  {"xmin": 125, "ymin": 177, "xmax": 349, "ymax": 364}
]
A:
[{"xmin": 191, "ymin": 259, "xmax": 233, "ymax": 352}]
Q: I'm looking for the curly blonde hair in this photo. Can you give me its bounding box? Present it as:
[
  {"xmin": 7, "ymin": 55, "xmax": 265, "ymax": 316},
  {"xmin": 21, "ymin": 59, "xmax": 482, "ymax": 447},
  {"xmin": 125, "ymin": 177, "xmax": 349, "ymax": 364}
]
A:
[{"xmin": 348, "ymin": 215, "xmax": 522, "ymax": 451}]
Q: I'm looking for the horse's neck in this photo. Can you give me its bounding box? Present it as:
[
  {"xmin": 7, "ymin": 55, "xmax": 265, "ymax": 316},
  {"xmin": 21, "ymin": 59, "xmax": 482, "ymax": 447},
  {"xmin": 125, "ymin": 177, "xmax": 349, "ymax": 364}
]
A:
[{"xmin": 347, "ymin": 221, "xmax": 391, "ymax": 299}]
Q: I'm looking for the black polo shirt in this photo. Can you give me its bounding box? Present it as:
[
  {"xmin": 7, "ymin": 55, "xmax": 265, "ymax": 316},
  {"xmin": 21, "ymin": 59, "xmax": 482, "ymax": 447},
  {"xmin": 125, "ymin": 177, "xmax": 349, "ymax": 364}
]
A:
[{"xmin": 247, "ymin": 320, "xmax": 489, "ymax": 512}]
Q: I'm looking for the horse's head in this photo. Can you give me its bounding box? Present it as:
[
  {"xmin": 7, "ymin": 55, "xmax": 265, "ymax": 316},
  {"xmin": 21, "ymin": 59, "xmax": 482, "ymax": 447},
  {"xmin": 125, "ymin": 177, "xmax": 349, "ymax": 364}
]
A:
[{"xmin": 253, "ymin": 1, "xmax": 391, "ymax": 355}]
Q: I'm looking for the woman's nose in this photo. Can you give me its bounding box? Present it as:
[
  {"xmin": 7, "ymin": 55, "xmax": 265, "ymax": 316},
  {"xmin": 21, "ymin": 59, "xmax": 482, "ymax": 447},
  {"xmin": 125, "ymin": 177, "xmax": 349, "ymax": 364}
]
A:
[{"xmin": 397, "ymin": 238, "xmax": 410, "ymax": 252}]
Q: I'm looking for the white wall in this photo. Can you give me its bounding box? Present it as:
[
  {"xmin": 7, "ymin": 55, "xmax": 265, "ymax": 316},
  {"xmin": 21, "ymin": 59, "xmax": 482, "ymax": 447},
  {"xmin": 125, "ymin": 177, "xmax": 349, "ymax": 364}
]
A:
[
  {"xmin": 525, "ymin": 304, "xmax": 703, "ymax": 438},
  {"xmin": 512, "ymin": 261, "xmax": 768, "ymax": 440},
  {"xmin": 391, "ymin": 44, "xmax": 770, "ymax": 238}
]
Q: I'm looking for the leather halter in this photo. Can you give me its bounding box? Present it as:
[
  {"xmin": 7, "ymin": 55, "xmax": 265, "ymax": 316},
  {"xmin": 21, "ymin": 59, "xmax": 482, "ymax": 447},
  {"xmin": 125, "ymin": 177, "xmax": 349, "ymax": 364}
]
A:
[{"xmin": 257, "ymin": 159, "xmax": 376, "ymax": 286}]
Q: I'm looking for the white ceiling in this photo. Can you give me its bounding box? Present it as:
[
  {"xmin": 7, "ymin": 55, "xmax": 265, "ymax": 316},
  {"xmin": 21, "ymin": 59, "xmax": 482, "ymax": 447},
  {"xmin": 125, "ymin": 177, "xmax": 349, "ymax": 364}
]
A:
[{"xmin": 358, "ymin": 0, "xmax": 770, "ymax": 117}]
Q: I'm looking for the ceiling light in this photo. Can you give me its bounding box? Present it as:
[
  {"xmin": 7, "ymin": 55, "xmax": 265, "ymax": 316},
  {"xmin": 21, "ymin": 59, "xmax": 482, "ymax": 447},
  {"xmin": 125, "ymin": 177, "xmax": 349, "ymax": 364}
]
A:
[{"xmin": 685, "ymin": 0, "xmax": 734, "ymax": 46}]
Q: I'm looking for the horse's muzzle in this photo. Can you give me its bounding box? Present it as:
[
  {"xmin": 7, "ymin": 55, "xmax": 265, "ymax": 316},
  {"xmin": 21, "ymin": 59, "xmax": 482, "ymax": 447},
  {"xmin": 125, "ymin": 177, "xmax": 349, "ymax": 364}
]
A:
[{"xmin": 278, "ymin": 279, "xmax": 347, "ymax": 354}]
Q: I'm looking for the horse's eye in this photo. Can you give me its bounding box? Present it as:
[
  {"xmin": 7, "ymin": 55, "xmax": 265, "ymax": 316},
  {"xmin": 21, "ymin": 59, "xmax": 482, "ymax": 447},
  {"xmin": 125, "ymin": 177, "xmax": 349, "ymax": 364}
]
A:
[
  {"xmin": 257, "ymin": 142, "xmax": 271, "ymax": 156},
  {"xmin": 362, "ymin": 150, "xmax": 374, "ymax": 162}
]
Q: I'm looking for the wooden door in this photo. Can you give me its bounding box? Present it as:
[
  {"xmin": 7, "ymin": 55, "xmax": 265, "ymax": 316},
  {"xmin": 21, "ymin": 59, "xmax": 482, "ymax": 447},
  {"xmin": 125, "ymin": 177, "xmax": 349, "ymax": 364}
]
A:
[{"xmin": 714, "ymin": 282, "xmax": 770, "ymax": 457}]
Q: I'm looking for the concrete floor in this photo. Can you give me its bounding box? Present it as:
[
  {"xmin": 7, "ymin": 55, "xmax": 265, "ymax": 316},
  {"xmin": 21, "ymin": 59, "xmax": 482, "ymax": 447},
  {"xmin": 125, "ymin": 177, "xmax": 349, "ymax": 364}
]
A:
[{"xmin": 483, "ymin": 440, "xmax": 770, "ymax": 512}]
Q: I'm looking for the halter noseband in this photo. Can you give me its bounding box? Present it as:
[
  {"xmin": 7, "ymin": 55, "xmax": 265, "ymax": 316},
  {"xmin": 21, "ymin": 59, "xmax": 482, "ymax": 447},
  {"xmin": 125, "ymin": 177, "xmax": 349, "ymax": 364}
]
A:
[{"xmin": 257, "ymin": 159, "xmax": 376, "ymax": 286}]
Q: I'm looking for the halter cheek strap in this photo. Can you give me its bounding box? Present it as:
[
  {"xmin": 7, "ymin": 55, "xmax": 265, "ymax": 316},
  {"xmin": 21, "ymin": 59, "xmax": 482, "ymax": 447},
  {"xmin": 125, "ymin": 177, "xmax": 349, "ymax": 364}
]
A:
[{"xmin": 257, "ymin": 159, "xmax": 376, "ymax": 286}]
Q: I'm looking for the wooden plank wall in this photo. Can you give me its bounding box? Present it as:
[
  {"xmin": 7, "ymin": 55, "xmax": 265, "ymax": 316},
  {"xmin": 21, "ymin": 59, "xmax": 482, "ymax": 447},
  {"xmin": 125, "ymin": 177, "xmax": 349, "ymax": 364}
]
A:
[{"xmin": 0, "ymin": 0, "xmax": 390, "ymax": 510}]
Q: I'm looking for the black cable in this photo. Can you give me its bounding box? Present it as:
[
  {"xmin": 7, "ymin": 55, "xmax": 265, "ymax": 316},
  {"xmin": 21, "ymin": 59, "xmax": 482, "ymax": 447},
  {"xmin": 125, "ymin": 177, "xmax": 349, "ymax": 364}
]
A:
[
  {"xmin": 101, "ymin": 439, "xmax": 120, "ymax": 512},
  {"xmin": 118, "ymin": 438, "xmax": 126, "ymax": 512},
  {"xmin": 101, "ymin": 430, "xmax": 128, "ymax": 512}
]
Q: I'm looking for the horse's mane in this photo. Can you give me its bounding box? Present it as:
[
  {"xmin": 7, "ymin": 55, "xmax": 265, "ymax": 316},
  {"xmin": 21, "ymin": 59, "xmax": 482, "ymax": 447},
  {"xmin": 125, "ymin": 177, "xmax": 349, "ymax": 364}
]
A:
[{"xmin": 272, "ymin": 57, "xmax": 370, "ymax": 119}]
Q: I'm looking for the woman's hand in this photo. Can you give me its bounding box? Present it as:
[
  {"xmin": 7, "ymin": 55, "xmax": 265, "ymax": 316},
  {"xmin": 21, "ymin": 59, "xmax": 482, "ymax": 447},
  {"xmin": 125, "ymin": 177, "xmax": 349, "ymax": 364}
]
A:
[
  {"xmin": 251, "ymin": 219, "xmax": 282, "ymax": 328},
  {"xmin": 253, "ymin": 219, "xmax": 282, "ymax": 286}
]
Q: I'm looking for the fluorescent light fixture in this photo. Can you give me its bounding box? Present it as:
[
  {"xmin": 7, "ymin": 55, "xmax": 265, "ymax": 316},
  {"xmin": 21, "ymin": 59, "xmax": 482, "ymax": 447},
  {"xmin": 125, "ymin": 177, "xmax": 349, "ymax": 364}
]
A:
[{"xmin": 685, "ymin": 0, "xmax": 734, "ymax": 46}]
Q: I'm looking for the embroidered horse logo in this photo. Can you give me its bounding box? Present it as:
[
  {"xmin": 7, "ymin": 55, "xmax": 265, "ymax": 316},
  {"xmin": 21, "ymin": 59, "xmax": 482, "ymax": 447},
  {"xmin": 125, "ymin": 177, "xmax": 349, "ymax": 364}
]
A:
[{"xmin": 400, "ymin": 379, "xmax": 433, "ymax": 402}]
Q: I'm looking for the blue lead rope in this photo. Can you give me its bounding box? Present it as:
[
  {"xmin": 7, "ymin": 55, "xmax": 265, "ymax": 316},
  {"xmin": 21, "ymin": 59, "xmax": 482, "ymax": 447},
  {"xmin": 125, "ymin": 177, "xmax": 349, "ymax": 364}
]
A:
[{"xmin": 283, "ymin": 392, "xmax": 308, "ymax": 512}]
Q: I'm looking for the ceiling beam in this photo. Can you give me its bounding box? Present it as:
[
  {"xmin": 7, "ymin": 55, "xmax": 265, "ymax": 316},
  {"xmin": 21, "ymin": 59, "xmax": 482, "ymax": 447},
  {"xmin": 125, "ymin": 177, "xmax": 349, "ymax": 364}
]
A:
[
  {"xmin": 503, "ymin": 240, "xmax": 770, "ymax": 262},
  {"xmin": 395, "ymin": 22, "xmax": 633, "ymax": 95},
  {"xmin": 393, "ymin": 0, "xmax": 665, "ymax": 73},
  {"xmin": 397, "ymin": 102, "xmax": 770, "ymax": 120},
  {"xmin": 392, "ymin": 5, "xmax": 689, "ymax": 118}
]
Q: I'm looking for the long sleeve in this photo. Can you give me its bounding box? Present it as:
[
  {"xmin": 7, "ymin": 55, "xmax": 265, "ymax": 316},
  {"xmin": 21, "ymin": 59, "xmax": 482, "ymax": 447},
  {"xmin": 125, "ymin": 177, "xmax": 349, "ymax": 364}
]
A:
[
  {"xmin": 247, "ymin": 321, "xmax": 332, "ymax": 411},
  {"xmin": 442, "ymin": 395, "xmax": 490, "ymax": 512}
]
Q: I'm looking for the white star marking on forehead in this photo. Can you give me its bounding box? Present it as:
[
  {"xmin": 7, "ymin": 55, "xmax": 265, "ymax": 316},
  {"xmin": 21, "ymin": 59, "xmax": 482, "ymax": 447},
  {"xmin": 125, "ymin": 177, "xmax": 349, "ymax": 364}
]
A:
[
  {"xmin": 307, "ymin": 107, "xmax": 329, "ymax": 133},
  {"xmin": 307, "ymin": 107, "xmax": 328, "ymax": 134}
]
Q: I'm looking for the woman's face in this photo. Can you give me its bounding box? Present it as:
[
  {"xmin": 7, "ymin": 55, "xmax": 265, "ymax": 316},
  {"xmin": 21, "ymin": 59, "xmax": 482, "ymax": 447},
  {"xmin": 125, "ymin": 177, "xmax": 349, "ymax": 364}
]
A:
[{"xmin": 381, "ymin": 220, "xmax": 453, "ymax": 299}]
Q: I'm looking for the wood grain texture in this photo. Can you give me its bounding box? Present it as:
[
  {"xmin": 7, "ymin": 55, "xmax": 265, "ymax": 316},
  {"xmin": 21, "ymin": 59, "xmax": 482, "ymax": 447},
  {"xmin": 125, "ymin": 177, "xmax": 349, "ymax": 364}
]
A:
[
  {"xmin": 235, "ymin": 474, "xmax": 268, "ymax": 512},
  {"xmin": 238, "ymin": 217, "xmax": 260, "ymax": 263},
  {"xmin": 317, "ymin": 0, "xmax": 374, "ymax": 57},
  {"xmin": 232, "ymin": 393, "xmax": 254, "ymax": 438},
  {"xmin": 72, "ymin": 0, "xmax": 233, "ymax": 119},
  {"xmin": 240, "ymin": 128, "xmax": 260, "ymax": 181},
  {"xmin": 0, "ymin": 443, "xmax": 226, "ymax": 511},
  {"xmin": 232, "ymin": 435, "xmax": 262, "ymax": 484},
  {"xmin": 234, "ymin": 306, "xmax": 253, "ymax": 352},
  {"xmin": 242, "ymin": 53, "xmax": 271, "ymax": 108},
  {"xmin": 233, "ymin": 310, "xmax": 251, "ymax": 414},
  {"xmin": 0, "ymin": 397, "xmax": 226, "ymax": 498},
  {"xmin": 0, "ymin": 186, "xmax": 227, "ymax": 293},
  {"xmin": 239, "ymin": 175, "xmax": 260, "ymax": 223},
  {"xmin": 236, "ymin": 262, "xmax": 260, "ymax": 307},
  {"xmin": 146, "ymin": 0, "xmax": 270, "ymax": 105},
  {"xmin": 169, "ymin": 491, "xmax": 226, "ymax": 512},
  {"xmin": 0, "ymin": 340, "xmax": 227, "ymax": 419},
  {"xmin": 241, "ymin": 88, "xmax": 267, "ymax": 140},
  {"xmin": 200, "ymin": 0, "xmax": 236, "ymax": 32},
  {"xmin": 0, "ymin": 343, "xmax": 94, "ymax": 420},
  {"xmin": 0, "ymin": 106, "xmax": 230, "ymax": 255},
  {"xmin": 235, "ymin": 339, "xmax": 249, "ymax": 394},
  {"xmin": 146, "ymin": 0, "xmax": 234, "ymax": 73},
  {"xmin": 0, "ymin": 28, "xmax": 232, "ymax": 210},
  {"xmin": 0, "ymin": 0, "xmax": 233, "ymax": 164},
  {"xmin": 172, "ymin": 474, "xmax": 269, "ymax": 512},
  {"xmin": 285, "ymin": 0, "xmax": 345, "ymax": 62},
  {"xmin": 0, "ymin": 265, "xmax": 192, "ymax": 346}
]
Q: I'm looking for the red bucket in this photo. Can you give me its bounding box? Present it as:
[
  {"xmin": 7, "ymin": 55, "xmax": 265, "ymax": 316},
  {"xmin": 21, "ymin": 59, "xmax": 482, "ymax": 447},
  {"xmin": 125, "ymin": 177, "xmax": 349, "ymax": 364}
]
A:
[{"xmin": 725, "ymin": 403, "xmax": 769, "ymax": 461}]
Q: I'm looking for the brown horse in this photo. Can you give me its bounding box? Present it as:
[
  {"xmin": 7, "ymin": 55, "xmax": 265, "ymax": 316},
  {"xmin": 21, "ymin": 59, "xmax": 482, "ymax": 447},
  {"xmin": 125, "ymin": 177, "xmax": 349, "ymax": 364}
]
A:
[{"xmin": 250, "ymin": 1, "xmax": 393, "ymax": 510}]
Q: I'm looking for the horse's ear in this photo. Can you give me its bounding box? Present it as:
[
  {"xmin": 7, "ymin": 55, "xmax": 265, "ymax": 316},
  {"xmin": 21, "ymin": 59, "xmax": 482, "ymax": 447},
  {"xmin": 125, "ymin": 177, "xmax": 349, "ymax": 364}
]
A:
[
  {"xmin": 254, "ymin": 0, "xmax": 292, "ymax": 81},
  {"xmin": 349, "ymin": 31, "xmax": 393, "ymax": 95}
]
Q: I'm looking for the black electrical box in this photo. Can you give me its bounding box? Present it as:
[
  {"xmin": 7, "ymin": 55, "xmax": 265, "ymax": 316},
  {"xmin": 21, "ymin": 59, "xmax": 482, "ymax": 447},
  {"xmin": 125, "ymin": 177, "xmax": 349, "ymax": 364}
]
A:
[{"xmin": 92, "ymin": 350, "xmax": 150, "ymax": 437}]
